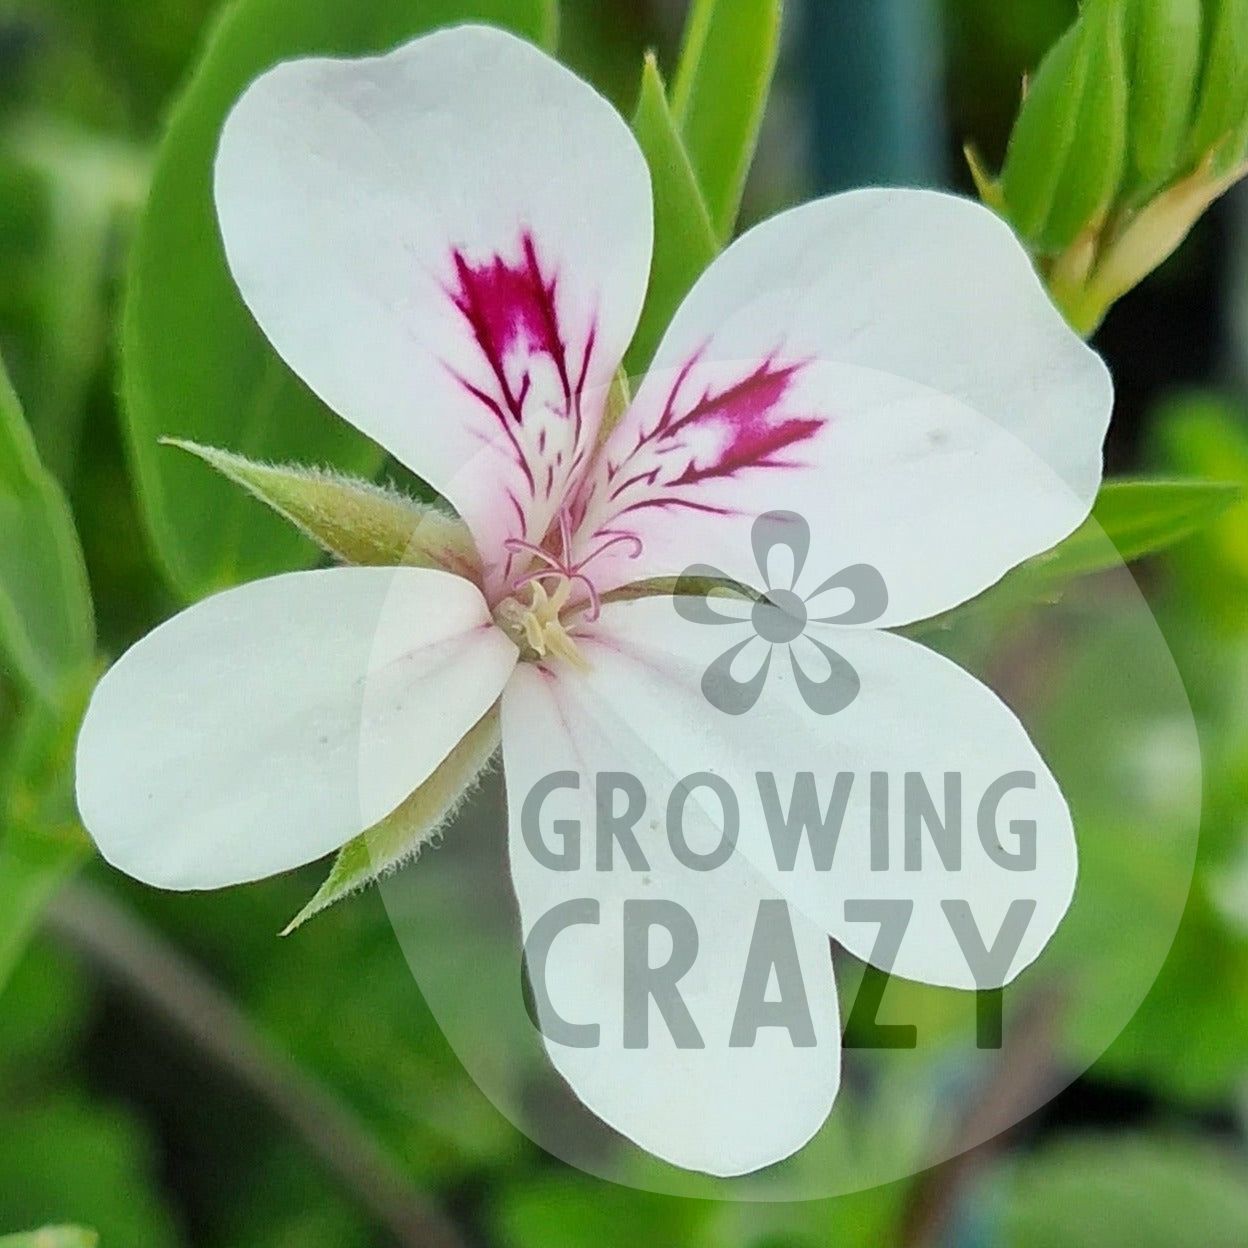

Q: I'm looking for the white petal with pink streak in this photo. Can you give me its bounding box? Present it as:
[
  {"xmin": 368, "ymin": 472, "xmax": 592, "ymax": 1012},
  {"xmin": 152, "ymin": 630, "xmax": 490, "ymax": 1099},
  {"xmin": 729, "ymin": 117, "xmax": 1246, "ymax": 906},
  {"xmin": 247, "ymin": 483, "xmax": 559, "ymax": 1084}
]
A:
[
  {"xmin": 215, "ymin": 26, "xmax": 653, "ymax": 595},
  {"xmin": 578, "ymin": 190, "xmax": 1110, "ymax": 626}
]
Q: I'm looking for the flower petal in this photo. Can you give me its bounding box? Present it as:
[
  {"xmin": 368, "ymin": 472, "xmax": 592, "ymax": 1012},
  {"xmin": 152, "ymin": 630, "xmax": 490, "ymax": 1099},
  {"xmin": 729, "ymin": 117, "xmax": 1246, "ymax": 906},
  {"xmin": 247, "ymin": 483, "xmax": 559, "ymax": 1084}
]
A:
[
  {"xmin": 575, "ymin": 190, "xmax": 1111, "ymax": 625},
  {"xmin": 502, "ymin": 663, "xmax": 841, "ymax": 1177},
  {"xmin": 572, "ymin": 597, "xmax": 1077, "ymax": 990},
  {"xmin": 76, "ymin": 567, "xmax": 516, "ymax": 889},
  {"xmin": 215, "ymin": 26, "xmax": 653, "ymax": 594}
]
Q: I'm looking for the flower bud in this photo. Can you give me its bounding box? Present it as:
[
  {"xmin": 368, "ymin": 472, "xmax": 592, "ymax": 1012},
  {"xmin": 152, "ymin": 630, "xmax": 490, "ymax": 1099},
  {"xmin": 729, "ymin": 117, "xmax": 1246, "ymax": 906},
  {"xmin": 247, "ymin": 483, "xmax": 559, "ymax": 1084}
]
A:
[
  {"xmin": 976, "ymin": 0, "xmax": 1248, "ymax": 335},
  {"xmin": 1001, "ymin": 0, "xmax": 1129, "ymax": 254},
  {"xmin": 1185, "ymin": 0, "xmax": 1248, "ymax": 174},
  {"xmin": 1123, "ymin": 0, "xmax": 1204, "ymax": 199}
]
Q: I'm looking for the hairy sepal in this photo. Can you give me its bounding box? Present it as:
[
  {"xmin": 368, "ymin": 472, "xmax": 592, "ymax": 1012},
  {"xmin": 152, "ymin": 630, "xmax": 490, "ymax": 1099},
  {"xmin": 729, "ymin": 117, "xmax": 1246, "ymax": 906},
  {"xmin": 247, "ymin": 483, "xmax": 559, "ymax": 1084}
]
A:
[
  {"xmin": 164, "ymin": 439, "xmax": 480, "ymax": 577},
  {"xmin": 282, "ymin": 706, "xmax": 501, "ymax": 933}
]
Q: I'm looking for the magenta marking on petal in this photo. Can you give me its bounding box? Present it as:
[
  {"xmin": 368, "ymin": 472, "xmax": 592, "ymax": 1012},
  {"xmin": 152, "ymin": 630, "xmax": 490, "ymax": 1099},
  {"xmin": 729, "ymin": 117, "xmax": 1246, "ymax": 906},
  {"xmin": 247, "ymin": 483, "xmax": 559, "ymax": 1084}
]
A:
[
  {"xmin": 441, "ymin": 231, "xmax": 606, "ymax": 594},
  {"xmin": 449, "ymin": 232, "xmax": 571, "ymax": 408},
  {"xmin": 582, "ymin": 349, "xmax": 826, "ymax": 540},
  {"xmin": 653, "ymin": 352, "xmax": 822, "ymax": 487}
]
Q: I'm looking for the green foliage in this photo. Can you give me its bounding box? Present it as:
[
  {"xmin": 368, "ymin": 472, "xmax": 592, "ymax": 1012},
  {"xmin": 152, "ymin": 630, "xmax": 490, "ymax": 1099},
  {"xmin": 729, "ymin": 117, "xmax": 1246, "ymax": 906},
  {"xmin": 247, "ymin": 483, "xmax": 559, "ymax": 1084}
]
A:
[
  {"xmin": 121, "ymin": 0, "xmax": 557, "ymax": 602},
  {"xmin": 669, "ymin": 0, "xmax": 782, "ymax": 241},
  {"xmin": 494, "ymin": 1178, "xmax": 711, "ymax": 1248},
  {"xmin": 996, "ymin": 1135, "xmax": 1248, "ymax": 1247},
  {"xmin": 917, "ymin": 477, "xmax": 1241, "ymax": 633},
  {"xmin": 1092, "ymin": 889, "xmax": 1248, "ymax": 1101},
  {"xmin": 0, "ymin": 353, "xmax": 93, "ymax": 702},
  {"xmin": 0, "ymin": 936, "xmax": 87, "ymax": 1083},
  {"xmin": 1151, "ymin": 392, "xmax": 1248, "ymax": 628},
  {"xmin": 0, "ymin": 352, "xmax": 94, "ymax": 999},
  {"xmin": 0, "ymin": 1097, "xmax": 180, "ymax": 1247},
  {"xmin": 2, "ymin": 121, "xmax": 148, "ymax": 483},
  {"xmin": 625, "ymin": 55, "xmax": 719, "ymax": 375},
  {"xmin": 1001, "ymin": 0, "xmax": 1129, "ymax": 253},
  {"xmin": 0, "ymin": 685, "xmax": 93, "ymax": 996}
]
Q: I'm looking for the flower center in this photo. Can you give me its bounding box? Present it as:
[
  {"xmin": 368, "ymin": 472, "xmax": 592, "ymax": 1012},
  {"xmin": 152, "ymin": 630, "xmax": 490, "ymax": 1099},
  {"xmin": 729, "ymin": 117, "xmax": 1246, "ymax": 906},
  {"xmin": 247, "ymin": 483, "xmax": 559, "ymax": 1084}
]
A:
[
  {"xmin": 494, "ymin": 578, "xmax": 589, "ymax": 669},
  {"xmin": 494, "ymin": 506, "xmax": 643, "ymax": 668}
]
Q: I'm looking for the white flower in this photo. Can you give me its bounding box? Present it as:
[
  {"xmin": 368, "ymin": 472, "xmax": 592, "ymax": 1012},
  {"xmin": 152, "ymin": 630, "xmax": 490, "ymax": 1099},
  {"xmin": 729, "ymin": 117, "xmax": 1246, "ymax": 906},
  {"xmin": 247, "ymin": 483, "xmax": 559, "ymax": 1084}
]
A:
[{"xmin": 76, "ymin": 26, "xmax": 1112, "ymax": 1176}]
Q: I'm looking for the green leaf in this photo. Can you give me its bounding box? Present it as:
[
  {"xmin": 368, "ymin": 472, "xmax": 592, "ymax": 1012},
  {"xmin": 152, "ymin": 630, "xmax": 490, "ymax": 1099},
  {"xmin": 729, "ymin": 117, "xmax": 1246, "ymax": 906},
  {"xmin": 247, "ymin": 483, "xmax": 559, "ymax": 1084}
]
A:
[
  {"xmin": 998, "ymin": 1135, "xmax": 1248, "ymax": 1248},
  {"xmin": 1002, "ymin": 0, "xmax": 1129, "ymax": 252},
  {"xmin": 670, "ymin": 0, "xmax": 782, "ymax": 241},
  {"xmin": 1151, "ymin": 393, "xmax": 1248, "ymax": 626},
  {"xmin": 493, "ymin": 1176, "xmax": 711, "ymax": 1248},
  {"xmin": 0, "ymin": 1096, "xmax": 179, "ymax": 1247},
  {"xmin": 914, "ymin": 478, "xmax": 1242, "ymax": 633},
  {"xmin": 1122, "ymin": 0, "xmax": 1204, "ymax": 199},
  {"xmin": 0, "ymin": 1229, "xmax": 99, "ymax": 1248},
  {"xmin": 1033, "ymin": 476, "xmax": 1244, "ymax": 573},
  {"xmin": 0, "ymin": 837, "xmax": 83, "ymax": 1003},
  {"xmin": 122, "ymin": 0, "xmax": 557, "ymax": 602},
  {"xmin": 0, "ymin": 353, "xmax": 94, "ymax": 702},
  {"xmin": 625, "ymin": 54, "xmax": 719, "ymax": 375},
  {"xmin": 0, "ymin": 681, "xmax": 95, "ymax": 998},
  {"xmin": 283, "ymin": 707, "xmax": 500, "ymax": 933},
  {"xmin": 164, "ymin": 440, "xmax": 480, "ymax": 575},
  {"xmin": 5, "ymin": 120, "xmax": 149, "ymax": 484}
]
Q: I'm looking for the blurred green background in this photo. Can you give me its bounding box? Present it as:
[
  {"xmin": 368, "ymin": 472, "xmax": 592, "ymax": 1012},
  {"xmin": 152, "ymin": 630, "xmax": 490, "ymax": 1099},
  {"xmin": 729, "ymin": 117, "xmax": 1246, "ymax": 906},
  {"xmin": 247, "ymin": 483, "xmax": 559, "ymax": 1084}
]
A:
[{"xmin": 3, "ymin": 0, "xmax": 1248, "ymax": 1244}]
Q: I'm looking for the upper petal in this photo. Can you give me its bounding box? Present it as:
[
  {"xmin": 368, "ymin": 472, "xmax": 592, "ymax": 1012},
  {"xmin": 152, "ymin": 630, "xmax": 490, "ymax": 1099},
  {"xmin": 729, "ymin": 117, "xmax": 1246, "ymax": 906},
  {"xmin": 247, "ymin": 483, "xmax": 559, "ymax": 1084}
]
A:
[
  {"xmin": 575, "ymin": 189, "xmax": 1111, "ymax": 626},
  {"xmin": 214, "ymin": 26, "xmax": 653, "ymax": 594},
  {"xmin": 76, "ymin": 567, "xmax": 517, "ymax": 889},
  {"xmin": 572, "ymin": 597, "xmax": 1077, "ymax": 990},
  {"xmin": 502, "ymin": 663, "xmax": 841, "ymax": 1176}
]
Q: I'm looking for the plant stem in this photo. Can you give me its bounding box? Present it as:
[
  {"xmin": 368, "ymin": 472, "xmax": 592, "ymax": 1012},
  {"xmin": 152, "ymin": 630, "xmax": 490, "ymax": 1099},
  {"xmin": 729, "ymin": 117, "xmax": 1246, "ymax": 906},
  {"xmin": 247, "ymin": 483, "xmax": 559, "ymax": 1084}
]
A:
[{"xmin": 899, "ymin": 988, "xmax": 1068, "ymax": 1248}]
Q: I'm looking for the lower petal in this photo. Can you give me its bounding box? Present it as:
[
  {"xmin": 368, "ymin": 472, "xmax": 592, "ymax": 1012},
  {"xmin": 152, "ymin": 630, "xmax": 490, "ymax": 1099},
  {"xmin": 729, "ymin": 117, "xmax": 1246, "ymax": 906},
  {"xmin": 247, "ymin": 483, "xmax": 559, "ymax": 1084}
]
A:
[
  {"xmin": 502, "ymin": 663, "xmax": 841, "ymax": 1176},
  {"xmin": 76, "ymin": 566, "xmax": 517, "ymax": 889},
  {"xmin": 570, "ymin": 598, "xmax": 1077, "ymax": 991}
]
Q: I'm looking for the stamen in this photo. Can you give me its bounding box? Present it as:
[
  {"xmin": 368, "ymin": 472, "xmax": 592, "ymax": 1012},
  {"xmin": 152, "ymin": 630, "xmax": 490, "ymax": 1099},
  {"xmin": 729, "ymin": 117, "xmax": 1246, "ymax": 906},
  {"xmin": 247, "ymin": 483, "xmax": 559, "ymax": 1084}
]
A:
[
  {"xmin": 571, "ymin": 532, "xmax": 644, "ymax": 573},
  {"xmin": 500, "ymin": 511, "xmax": 645, "ymax": 644},
  {"xmin": 569, "ymin": 572, "xmax": 602, "ymax": 623},
  {"xmin": 503, "ymin": 535, "xmax": 563, "ymax": 571}
]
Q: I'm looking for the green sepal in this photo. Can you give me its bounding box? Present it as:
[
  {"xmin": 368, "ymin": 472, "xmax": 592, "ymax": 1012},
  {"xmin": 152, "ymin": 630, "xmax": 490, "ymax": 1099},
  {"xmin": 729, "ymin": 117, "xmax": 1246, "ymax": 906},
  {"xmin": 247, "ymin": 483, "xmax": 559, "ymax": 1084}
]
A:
[
  {"xmin": 1001, "ymin": 0, "xmax": 1129, "ymax": 253},
  {"xmin": 964, "ymin": 143, "xmax": 1006, "ymax": 212},
  {"xmin": 283, "ymin": 706, "xmax": 501, "ymax": 933},
  {"xmin": 164, "ymin": 440, "xmax": 480, "ymax": 577},
  {"xmin": 1186, "ymin": 0, "xmax": 1248, "ymax": 173},
  {"xmin": 625, "ymin": 54, "xmax": 719, "ymax": 376},
  {"xmin": 1122, "ymin": 0, "xmax": 1204, "ymax": 198}
]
